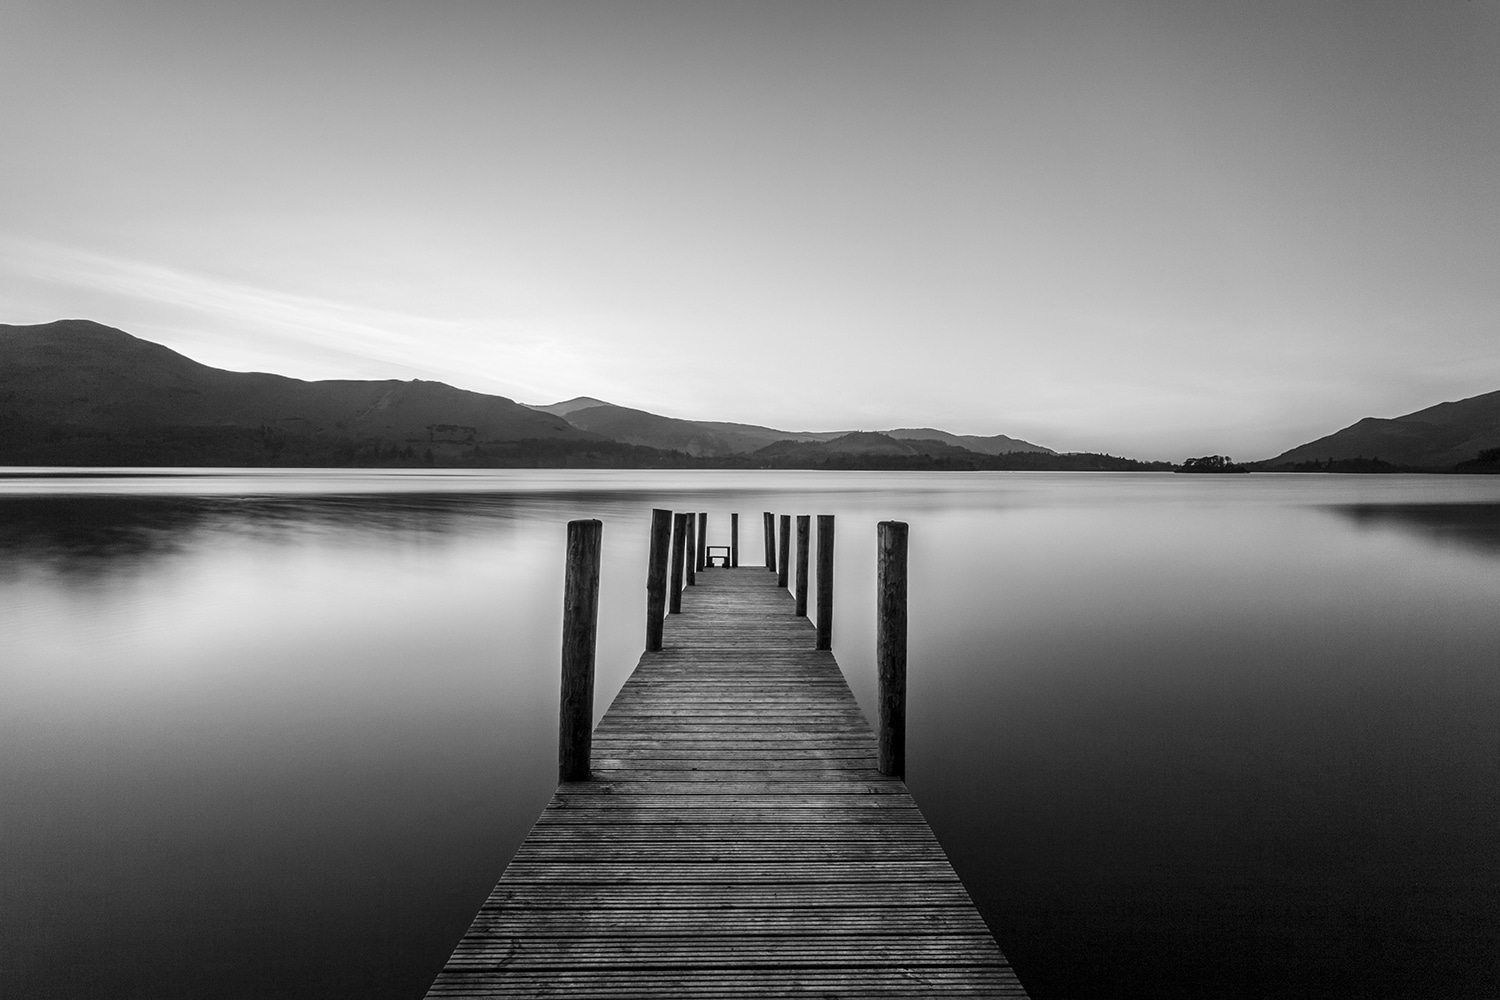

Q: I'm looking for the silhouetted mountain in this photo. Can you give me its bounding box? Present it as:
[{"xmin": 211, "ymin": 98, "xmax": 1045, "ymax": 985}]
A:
[
  {"xmin": 0, "ymin": 320, "xmax": 591, "ymax": 465},
  {"xmin": 528, "ymin": 396, "xmax": 614, "ymax": 418},
  {"xmin": 756, "ymin": 431, "xmax": 946, "ymax": 460},
  {"xmin": 527, "ymin": 406, "xmax": 1051, "ymax": 458},
  {"xmin": 752, "ymin": 432, "xmax": 1168, "ymax": 472},
  {"xmin": 1261, "ymin": 389, "xmax": 1500, "ymax": 470},
  {"xmin": 538, "ymin": 403, "xmax": 811, "ymax": 457},
  {"xmin": 886, "ymin": 427, "xmax": 1053, "ymax": 455},
  {"xmin": 2, "ymin": 320, "xmax": 1133, "ymax": 470},
  {"xmin": 690, "ymin": 420, "xmax": 846, "ymax": 450},
  {"xmin": 525, "ymin": 400, "xmax": 846, "ymax": 456}
]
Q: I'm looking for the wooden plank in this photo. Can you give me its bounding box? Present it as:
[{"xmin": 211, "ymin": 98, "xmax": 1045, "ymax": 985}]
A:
[
  {"xmin": 425, "ymin": 568, "xmax": 1028, "ymax": 999},
  {"xmin": 429, "ymin": 970, "xmax": 1027, "ymax": 1000}
]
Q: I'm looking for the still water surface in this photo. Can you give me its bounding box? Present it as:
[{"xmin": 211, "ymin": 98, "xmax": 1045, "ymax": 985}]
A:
[{"xmin": 3, "ymin": 469, "xmax": 1497, "ymax": 999}]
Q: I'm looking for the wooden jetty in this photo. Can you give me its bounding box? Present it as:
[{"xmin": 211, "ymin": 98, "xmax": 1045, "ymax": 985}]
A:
[{"xmin": 426, "ymin": 513, "xmax": 1028, "ymax": 999}]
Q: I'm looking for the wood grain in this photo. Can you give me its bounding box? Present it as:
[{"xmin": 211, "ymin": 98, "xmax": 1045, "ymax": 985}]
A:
[{"xmin": 425, "ymin": 568, "xmax": 1028, "ymax": 999}]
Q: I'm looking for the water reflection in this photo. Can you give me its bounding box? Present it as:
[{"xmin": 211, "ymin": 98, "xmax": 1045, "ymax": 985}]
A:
[
  {"xmin": 905, "ymin": 501, "xmax": 1500, "ymax": 999},
  {"xmin": 1332, "ymin": 501, "xmax": 1500, "ymax": 555},
  {"xmin": 3, "ymin": 471, "xmax": 1499, "ymax": 1000}
]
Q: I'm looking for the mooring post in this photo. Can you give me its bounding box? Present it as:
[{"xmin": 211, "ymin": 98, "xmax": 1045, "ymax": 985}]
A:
[
  {"xmin": 697, "ymin": 512, "xmax": 707, "ymax": 571},
  {"xmin": 684, "ymin": 512, "xmax": 697, "ymax": 586},
  {"xmin": 669, "ymin": 511, "xmax": 688, "ymax": 613},
  {"xmin": 795, "ymin": 514, "xmax": 810, "ymax": 617},
  {"xmin": 764, "ymin": 511, "xmax": 775, "ymax": 572},
  {"xmin": 559, "ymin": 518, "xmax": 602, "ymax": 782},
  {"xmin": 877, "ymin": 520, "xmax": 908, "ymax": 778},
  {"xmin": 816, "ymin": 514, "xmax": 835, "ymax": 650},
  {"xmin": 731, "ymin": 513, "xmax": 739, "ymax": 567},
  {"xmin": 646, "ymin": 508, "xmax": 672, "ymax": 651},
  {"xmin": 777, "ymin": 514, "xmax": 791, "ymax": 589}
]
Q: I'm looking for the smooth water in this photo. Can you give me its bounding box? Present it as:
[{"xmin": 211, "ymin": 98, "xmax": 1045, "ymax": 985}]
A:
[{"xmin": 2, "ymin": 470, "xmax": 1497, "ymax": 999}]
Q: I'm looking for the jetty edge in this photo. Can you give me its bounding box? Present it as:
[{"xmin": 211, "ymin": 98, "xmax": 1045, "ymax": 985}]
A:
[{"xmin": 425, "ymin": 510, "xmax": 1029, "ymax": 999}]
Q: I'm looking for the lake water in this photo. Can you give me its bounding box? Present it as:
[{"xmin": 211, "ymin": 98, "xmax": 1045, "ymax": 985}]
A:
[{"xmin": 2, "ymin": 469, "xmax": 1497, "ymax": 999}]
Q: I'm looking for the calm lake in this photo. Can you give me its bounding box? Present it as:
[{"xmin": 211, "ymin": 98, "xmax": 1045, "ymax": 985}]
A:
[{"xmin": 3, "ymin": 469, "xmax": 1498, "ymax": 999}]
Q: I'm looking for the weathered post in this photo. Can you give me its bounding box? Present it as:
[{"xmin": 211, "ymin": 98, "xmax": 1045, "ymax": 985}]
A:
[
  {"xmin": 645, "ymin": 508, "xmax": 672, "ymax": 651},
  {"xmin": 764, "ymin": 511, "xmax": 776, "ymax": 572},
  {"xmin": 731, "ymin": 513, "xmax": 739, "ymax": 567},
  {"xmin": 697, "ymin": 512, "xmax": 707, "ymax": 571},
  {"xmin": 816, "ymin": 514, "xmax": 835, "ymax": 650},
  {"xmin": 795, "ymin": 514, "xmax": 810, "ymax": 617},
  {"xmin": 777, "ymin": 514, "xmax": 791, "ymax": 589},
  {"xmin": 559, "ymin": 518, "xmax": 602, "ymax": 782},
  {"xmin": 669, "ymin": 511, "xmax": 688, "ymax": 613},
  {"xmin": 684, "ymin": 512, "xmax": 697, "ymax": 586},
  {"xmin": 877, "ymin": 521, "xmax": 908, "ymax": 778}
]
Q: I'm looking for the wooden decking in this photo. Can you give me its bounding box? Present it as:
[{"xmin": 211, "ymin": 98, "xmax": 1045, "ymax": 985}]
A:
[{"xmin": 426, "ymin": 568, "xmax": 1028, "ymax": 999}]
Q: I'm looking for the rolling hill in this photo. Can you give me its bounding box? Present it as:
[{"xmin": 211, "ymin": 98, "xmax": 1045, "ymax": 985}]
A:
[
  {"xmin": 534, "ymin": 401, "xmax": 843, "ymax": 457},
  {"xmin": 0, "ymin": 318, "xmax": 1129, "ymax": 469},
  {"xmin": 0, "ymin": 319, "xmax": 592, "ymax": 464},
  {"xmin": 1261, "ymin": 390, "xmax": 1500, "ymax": 470},
  {"xmin": 524, "ymin": 407, "xmax": 1052, "ymax": 457},
  {"xmin": 886, "ymin": 427, "xmax": 1053, "ymax": 456}
]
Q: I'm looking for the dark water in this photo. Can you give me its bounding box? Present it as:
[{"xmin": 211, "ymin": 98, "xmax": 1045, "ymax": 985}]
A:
[{"xmin": 3, "ymin": 470, "xmax": 1497, "ymax": 999}]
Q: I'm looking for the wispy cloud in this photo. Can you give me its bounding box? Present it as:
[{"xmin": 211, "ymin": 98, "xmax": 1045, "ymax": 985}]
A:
[{"xmin": 0, "ymin": 234, "xmax": 638, "ymax": 403}]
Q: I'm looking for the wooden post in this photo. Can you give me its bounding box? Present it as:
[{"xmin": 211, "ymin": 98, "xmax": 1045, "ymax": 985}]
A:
[
  {"xmin": 795, "ymin": 514, "xmax": 810, "ymax": 617},
  {"xmin": 777, "ymin": 514, "xmax": 790, "ymax": 589},
  {"xmin": 559, "ymin": 519, "xmax": 602, "ymax": 782},
  {"xmin": 877, "ymin": 520, "xmax": 908, "ymax": 778},
  {"xmin": 669, "ymin": 511, "xmax": 688, "ymax": 613},
  {"xmin": 645, "ymin": 508, "xmax": 672, "ymax": 651},
  {"xmin": 764, "ymin": 511, "xmax": 775, "ymax": 572},
  {"xmin": 685, "ymin": 512, "xmax": 697, "ymax": 586},
  {"xmin": 697, "ymin": 512, "xmax": 707, "ymax": 571},
  {"xmin": 730, "ymin": 513, "xmax": 739, "ymax": 567},
  {"xmin": 815, "ymin": 514, "xmax": 834, "ymax": 650}
]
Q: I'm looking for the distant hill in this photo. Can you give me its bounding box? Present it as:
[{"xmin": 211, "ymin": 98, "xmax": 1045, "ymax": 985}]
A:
[
  {"xmin": 756, "ymin": 431, "xmax": 939, "ymax": 460},
  {"xmin": 525, "ymin": 399, "xmax": 850, "ymax": 457},
  {"xmin": 0, "ymin": 320, "xmax": 592, "ymax": 465},
  {"xmin": 886, "ymin": 427, "xmax": 1053, "ymax": 456},
  {"xmin": 1, "ymin": 319, "xmax": 1112, "ymax": 469},
  {"xmin": 1261, "ymin": 389, "xmax": 1500, "ymax": 470},
  {"xmin": 536, "ymin": 402, "xmax": 821, "ymax": 457},
  {"xmin": 526, "ymin": 405, "xmax": 1052, "ymax": 458},
  {"xmin": 752, "ymin": 432, "xmax": 1168, "ymax": 472},
  {"xmin": 528, "ymin": 396, "xmax": 614, "ymax": 418}
]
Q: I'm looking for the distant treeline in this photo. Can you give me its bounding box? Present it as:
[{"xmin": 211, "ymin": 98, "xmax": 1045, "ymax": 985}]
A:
[
  {"xmin": 747, "ymin": 450, "xmax": 1172, "ymax": 472},
  {"xmin": 8, "ymin": 417, "xmax": 1496, "ymax": 473},
  {"xmin": 1254, "ymin": 453, "xmax": 1500, "ymax": 473},
  {"xmin": 1, "ymin": 417, "xmax": 1173, "ymax": 471},
  {"xmin": 1453, "ymin": 447, "xmax": 1500, "ymax": 473},
  {"xmin": 1260, "ymin": 456, "xmax": 1409, "ymax": 474}
]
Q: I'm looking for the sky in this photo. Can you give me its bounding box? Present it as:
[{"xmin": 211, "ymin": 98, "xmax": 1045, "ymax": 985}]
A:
[{"xmin": 3, "ymin": 1, "xmax": 1498, "ymax": 460}]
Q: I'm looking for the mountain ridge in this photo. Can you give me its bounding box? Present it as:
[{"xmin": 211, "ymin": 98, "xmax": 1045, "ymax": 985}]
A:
[
  {"xmin": 0, "ymin": 320, "xmax": 1067, "ymax": 467},
  {"xmin": 522, "ymin": 405, "xmax": 1053, "ymax": 457},
  {"xmin": 1259, "ymin": 390, "xmax": 1500, "ymax": 470},
  {"xmin": 6, "ymin": 319, "xmax": 1495, "ymax": 471}
]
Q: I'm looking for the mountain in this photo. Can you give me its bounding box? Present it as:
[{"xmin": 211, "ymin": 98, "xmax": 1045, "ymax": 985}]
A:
[
  {"xmin": 1261, "ymin": 389, "xmax": 1500, "ymax": 470},
  {"xmin": 536, "ymin": 401, "xmax": 841, "ymax": 457},
  {"xmin": 0, "ymin": 320, "xmax": 593, "ymax": 464},
  {"xmin": 752, "ymin": 432, "xmax": 1168, "ymax": 472},
  {"xmin": 886, "ymin": 427, "xmax": 1053, "ymax": 456},
  {"xmin": 756, "ymin": 431, "xmax": 939, "ymax": 460},
  {"xmin": 528, "ymin": 396, "xmax": 614, "ymax": 418},
  {"xmin": 525, "ymin": 406, "xmax": 1050, "ymax": 458},
  {"xmin": 1, "ymin": 319, "xmax": 1074, "ymax": 469}
]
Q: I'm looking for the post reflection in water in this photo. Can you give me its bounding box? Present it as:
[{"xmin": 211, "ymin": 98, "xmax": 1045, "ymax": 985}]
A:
[{"xmin": 2, "ymin": 470, "xmax": 1498, "ymax": 1000}]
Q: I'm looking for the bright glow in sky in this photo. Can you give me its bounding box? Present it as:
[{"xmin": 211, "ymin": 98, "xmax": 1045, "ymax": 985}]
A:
[{"xmin": 3, "ymin": 1, "xmax": 1498, "ymax": 459}]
